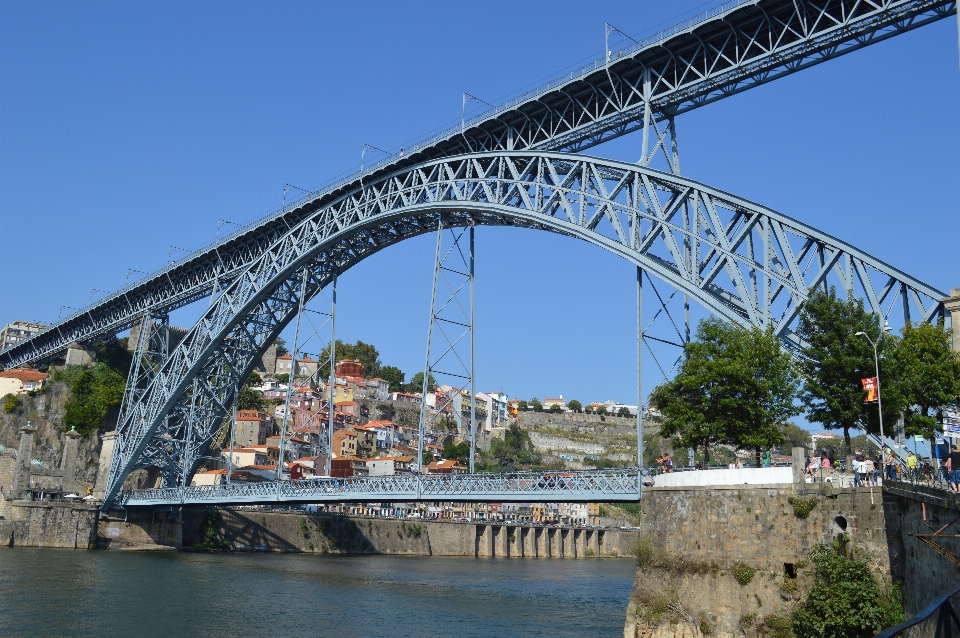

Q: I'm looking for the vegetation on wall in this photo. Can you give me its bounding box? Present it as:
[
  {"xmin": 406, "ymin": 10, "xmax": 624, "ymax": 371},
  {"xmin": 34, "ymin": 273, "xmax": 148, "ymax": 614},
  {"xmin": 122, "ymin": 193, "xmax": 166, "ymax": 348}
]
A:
[
  {"xmin": 791, "ymin": 540, "xmax": 904, "ymax": 638},
  {"xmin": 51, "ymin": 338, "xmax": 132, "ymax": 437}
]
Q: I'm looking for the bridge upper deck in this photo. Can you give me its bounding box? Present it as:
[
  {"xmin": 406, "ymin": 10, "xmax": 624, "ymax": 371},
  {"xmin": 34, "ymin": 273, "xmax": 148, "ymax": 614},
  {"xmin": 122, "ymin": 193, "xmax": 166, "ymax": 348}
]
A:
[{"xmin": 2, "ymin": 0, "xmax": 953, "ymax": 371}]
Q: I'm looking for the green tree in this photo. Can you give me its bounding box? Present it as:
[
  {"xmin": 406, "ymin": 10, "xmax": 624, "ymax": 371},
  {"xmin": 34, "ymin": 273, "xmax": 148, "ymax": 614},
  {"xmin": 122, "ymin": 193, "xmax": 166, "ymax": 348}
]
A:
[
  {"xmin": 238, "ymin": 386, "xmax": 264, "ymax": 411},
  {"xmin": 792, "ymin": 540, "xmax": 904, "ymax": 638},
  {"xmin": 274, "ymin": 337, "xmax": 289, "ymax": 357},
  {"xmin": 891, "ymin": 322, "xmax": 960, "ymax": 439},
  {"xmin": 651, "ymin": 318, "xmax": 800, "ymax": 465},
  {"xmin": 378, "ymin": 365, "xmax": 405, "ymax": 393},
  {"xmin": 421, "ymin": 450, "xmax": 435, "ymax": 467},
  {"xmin": 517, "ymin": 400, "xmax": 528, "ymax": 411},
  {"xmin": 595, "ymin": 405, "xmax": 607, "ymax": 416},
  {"xmin": 781, "ymin": 422, "xmax": 811, "ymax": 452},
  {"xmin": 244, "ymin": 371, "xmax": 263, "ymax": 387},
  {"xmin": 320, "ymin": 340, "xmax": 382, "ymax": 378},
  {"xmin": 405, "ymin": 371, "xmax": 437, "ymax": 394},
  {"xmin": 567, "ymin": 399, "xmax": 582, "ymax": 413},
  {"xmin": 443, "ymin": 441, "xmax": 471, "ymax": 464},
  {"xmin": 797, "ymin": 288, "xmax": 899, "ymax": 454},
  {"xmin": 549, "ymin": 403, "xmax": 562, "ymax": 413},
  {"xmin": 531, "ymin": 399, "xmax": 543, "ymax": 412},
  {"xmin": 617, "ymin": 407, "xmax": 631, "ymax": 418}
]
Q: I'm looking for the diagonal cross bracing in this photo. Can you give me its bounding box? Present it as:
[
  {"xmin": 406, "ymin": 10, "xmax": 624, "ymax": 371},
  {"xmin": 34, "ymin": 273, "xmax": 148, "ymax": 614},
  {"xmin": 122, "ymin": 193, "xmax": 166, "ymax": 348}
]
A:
[
  {"xmin": 99, "ymin": 151, "xmax": 945, "ymax": 508},
  {"xmin": 2, "ymin": 0, "xmax": 954, "ymax": 371}
]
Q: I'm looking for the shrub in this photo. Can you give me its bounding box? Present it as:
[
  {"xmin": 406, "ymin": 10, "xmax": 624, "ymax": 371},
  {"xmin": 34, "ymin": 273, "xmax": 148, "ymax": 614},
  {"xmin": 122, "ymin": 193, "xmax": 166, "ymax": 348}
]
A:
[
  {"xmin": 633, "ymin": 536, "xmax": 712, "ymax": 574},
  {"xmin": 781, "ymin": 577, "xmax": 799, "ymax": 593},
  {"xmin": 787, "ymin": 496, "xmax": 817, "ymax": 519},
  {"xmin": 299, "ymin": 518, "xmax": 309, "ymax": 538},
  {"xmin": 764, "ymin": 614, "xmax": 794, "ymax": 638},
  {"xmin": 791, "ymin": 541, "xmax": 905, "ymax": 638},
  {"xmin": 2, "ymin": 394, "xmax": 19, "ymax": 413},
  {"xmin": 732, "ymin": 562, "xmax": 756, "ymax": 587},
  {"xmin": 194, "ymin": 512, "xmax": 228, "ymax": 550}
]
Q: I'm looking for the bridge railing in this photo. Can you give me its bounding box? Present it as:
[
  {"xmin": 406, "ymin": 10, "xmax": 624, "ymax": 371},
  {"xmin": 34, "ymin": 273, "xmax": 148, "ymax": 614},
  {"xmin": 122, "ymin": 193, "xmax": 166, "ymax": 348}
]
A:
[
  {"xmin": 874, "ymin": 582, "xmax": 960, "ymax": 637},
  {"xmin": 118, "ymin": 468, "xmax": 642, "ymax": 506}
]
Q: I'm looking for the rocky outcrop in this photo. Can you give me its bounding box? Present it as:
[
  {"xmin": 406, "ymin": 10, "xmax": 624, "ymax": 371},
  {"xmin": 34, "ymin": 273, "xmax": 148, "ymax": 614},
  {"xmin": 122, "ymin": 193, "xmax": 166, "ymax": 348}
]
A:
[{"xmin": 0, "ymin": 382, "xmax": 106, "ymax": 494}]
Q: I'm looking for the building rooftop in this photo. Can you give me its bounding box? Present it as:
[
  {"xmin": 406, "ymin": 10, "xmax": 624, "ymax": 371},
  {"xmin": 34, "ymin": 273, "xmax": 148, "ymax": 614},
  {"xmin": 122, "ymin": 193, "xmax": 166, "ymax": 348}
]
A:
[{"xmin": 0, "ymin": 368, "xmax": 48, "ymax": 382}]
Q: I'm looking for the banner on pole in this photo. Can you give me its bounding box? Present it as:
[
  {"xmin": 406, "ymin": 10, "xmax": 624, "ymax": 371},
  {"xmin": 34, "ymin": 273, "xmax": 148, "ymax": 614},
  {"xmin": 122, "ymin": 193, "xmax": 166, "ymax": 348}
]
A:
[{"xmin": 862, "ymin": 377, "xmax": 878, "ymax": 403}]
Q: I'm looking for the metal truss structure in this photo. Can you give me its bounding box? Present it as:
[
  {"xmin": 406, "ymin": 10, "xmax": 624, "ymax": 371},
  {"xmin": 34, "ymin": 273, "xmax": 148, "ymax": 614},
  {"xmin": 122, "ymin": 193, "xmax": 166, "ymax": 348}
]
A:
[
  {"xmin": 2, "ymin": 0, "xmax": 953, "ymax": 372},
  {"xmin": 99, "ymin": 151, "xmax": 946, "ymax": 508},
  {"xmin": 416, "ymin": 223, "xmax": 477, "ymax": 473},
  {"xmin": 119, "ymin": 468, "xmax": 642, "ymax": 507}
]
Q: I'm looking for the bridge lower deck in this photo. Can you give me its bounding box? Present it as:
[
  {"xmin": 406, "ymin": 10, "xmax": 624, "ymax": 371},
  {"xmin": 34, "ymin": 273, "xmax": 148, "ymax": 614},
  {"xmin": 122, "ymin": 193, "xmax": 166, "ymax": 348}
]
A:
[{"xmin": 119, "ymin": 469, "xmax": 642, "ymax": 507}]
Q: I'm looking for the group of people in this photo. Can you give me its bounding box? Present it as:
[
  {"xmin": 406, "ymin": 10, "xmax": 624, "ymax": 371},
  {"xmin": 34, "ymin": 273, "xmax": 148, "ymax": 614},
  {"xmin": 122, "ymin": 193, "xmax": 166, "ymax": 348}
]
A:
[{"xmin": 654, "ymin": 454, "xmax": 673, "ymax": 474}]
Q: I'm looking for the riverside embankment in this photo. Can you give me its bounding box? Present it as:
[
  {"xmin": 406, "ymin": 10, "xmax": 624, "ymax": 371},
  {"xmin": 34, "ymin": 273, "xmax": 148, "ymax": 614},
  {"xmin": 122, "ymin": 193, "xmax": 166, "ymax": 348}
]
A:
[{"xmin": 0, "ymin": 499, "xmax": 638, "ymax": 558}]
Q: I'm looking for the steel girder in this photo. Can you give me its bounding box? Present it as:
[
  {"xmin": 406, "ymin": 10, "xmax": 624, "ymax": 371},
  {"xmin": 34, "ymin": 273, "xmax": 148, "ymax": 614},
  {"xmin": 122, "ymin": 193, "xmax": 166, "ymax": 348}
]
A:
[
  {"xmin": 119, "ymin": 469, "xmax": 643, "ymax": 506},
  {"xmin": 2, "ymin": 0, "xmax": 953, "ymax": 371},
  {"xmin": 101, "ymin": 151, "xmax": 946, "ymax": 508}
]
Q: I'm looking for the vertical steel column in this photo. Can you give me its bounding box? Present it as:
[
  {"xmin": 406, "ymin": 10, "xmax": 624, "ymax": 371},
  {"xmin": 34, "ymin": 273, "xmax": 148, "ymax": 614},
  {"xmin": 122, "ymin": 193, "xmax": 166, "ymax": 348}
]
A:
[
  {"xmin": 417, "ymin": 221, "xmax": 444, "ymax": 472},
  {"xmin": 469, "ymin": 226, "xmax": 477, "ymax": 474},
  {"xmin": 278, "ymin": 267, "xmax": 309, "ymax": 481},
  {"xmin": 640, "ymin": 68, "xmax": 651, "ymax": 165},
  {"xmin": 326, "ymin": 272, "xmax": 337, "ymax": 478},
  {"xmin": 636, "ymin": 266, "xmax": 644, "ymax": 472},
  {"xmin": 180, "ymin": 378, "xmax": 199, "ymax": 493},
  {"xmin": 226, "ymin": 382, "xmax": 238, "ymax": 484}
]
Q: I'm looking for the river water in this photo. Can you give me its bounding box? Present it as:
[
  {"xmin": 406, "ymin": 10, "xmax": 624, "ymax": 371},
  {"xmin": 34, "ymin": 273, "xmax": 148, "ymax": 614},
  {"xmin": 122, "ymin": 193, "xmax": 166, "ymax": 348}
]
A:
[{"xmin": 0, "ymin": 549, "xmax": 634, "ymax": 637}]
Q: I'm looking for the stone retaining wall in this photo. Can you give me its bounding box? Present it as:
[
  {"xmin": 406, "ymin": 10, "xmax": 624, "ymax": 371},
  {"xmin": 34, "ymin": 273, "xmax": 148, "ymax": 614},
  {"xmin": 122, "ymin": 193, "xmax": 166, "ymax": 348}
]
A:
[{"xmin": 181, "ymin": 507, "xmax": 638, "ymax": 557}]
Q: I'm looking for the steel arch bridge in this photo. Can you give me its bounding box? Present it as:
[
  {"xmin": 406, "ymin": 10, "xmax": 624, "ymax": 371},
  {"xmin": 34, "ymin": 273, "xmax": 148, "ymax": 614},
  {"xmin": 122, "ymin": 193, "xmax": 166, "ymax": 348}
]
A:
[
  {"xmin": 104, "ymin": 151, "xmax": 946, "ymax": 508},
  {"xmin": 0, "ymin": 0, "xmax": 954, "ymax": 372}
]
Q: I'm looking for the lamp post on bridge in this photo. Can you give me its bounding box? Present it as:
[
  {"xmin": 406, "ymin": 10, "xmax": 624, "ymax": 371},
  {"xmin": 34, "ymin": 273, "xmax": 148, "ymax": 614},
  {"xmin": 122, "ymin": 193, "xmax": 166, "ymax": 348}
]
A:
[{"xmin": 856, "ymin": 322, "xmax": 892, "ymax": 472}]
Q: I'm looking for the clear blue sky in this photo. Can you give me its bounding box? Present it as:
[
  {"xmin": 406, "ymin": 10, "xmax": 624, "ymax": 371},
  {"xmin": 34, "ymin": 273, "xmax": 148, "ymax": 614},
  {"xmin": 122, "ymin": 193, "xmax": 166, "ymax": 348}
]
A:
[{"xmin": 1, "ymin": 1, "xmax": 958, "ymax": 413}]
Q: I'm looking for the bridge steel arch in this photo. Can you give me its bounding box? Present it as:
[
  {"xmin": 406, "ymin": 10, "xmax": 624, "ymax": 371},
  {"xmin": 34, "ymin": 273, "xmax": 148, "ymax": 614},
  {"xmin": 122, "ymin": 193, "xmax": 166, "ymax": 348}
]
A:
[
  {"xmin": 102, "ymin": 151, "xmax": 946, "ymax": 508},
  {"xmin": 2, "ymin": 0, "xmax": 955, "ymax": 372}
]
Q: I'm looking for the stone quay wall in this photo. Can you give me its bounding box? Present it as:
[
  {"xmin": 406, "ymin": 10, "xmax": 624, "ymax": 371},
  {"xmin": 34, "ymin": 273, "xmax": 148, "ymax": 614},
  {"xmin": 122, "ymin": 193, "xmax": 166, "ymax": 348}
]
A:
[
  {"xmin": 181, "ymin": 507, "xmax": 638, "ymax": 557},
  {"xmin": 0, "ymin": 501, "xmax": 98, "ymax": 549},
  {"xmin": 625, "ymin": 483, "xmax": 894, "ymax": 637}
]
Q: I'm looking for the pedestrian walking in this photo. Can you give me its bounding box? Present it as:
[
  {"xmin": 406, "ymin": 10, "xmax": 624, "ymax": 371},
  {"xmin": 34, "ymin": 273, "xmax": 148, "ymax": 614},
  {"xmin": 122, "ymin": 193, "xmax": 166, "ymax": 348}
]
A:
[
  {"xmin": 852, "ymin": 456, "xmax": 862, "ymax": 487},
  {"xmin": 949, "ymin": 445, "xmax": 960, "ymax": 492},
  {"xmin": 906, "ymin": 451, "xmax": 918, "ymax": 482},
  {"xmin": 761, "ymin": 449, "xmax": 771, "ymax": 468}
]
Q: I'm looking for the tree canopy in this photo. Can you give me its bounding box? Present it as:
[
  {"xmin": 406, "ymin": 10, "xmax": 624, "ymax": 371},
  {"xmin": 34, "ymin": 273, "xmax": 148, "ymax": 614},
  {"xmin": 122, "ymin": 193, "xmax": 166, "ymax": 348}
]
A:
[
  {"xmin": 378, "ymin": 365, "xmax": 405, "ymax": 393},
  {"xmin": 566, "ymin": 399, "xmax": 582, "ymax": 413},
  {"xmin": 891, "ymin": 322, "xmax": 960, "ymax": 438},
  {"xmin": 405, "ymin": 371, "xmax": 437, "ymax": 394},
  {"xmin": 650, "ymin": 318, "xmax": 800, "ymax": 465},
  {"xmin": 797, "ymin": 287, "xmax": 897, "ymax": 453},
  {"xmin": 319, "ymin": 340, "xmax": 382, "ymax": 378}
]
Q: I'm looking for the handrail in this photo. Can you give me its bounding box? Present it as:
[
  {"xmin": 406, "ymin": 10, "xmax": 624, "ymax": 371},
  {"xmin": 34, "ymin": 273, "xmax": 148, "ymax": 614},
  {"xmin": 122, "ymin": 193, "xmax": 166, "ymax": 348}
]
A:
[{"xmin": 874, "ymin": 582, "xmax": 960, "ymax": 637}]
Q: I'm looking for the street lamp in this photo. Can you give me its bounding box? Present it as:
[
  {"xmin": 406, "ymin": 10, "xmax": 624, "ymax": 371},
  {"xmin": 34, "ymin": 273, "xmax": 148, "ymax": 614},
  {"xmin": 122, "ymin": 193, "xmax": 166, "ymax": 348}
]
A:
[{"xmin": 856, "ymin": 322, "xmax": 892, "ymax": 471}]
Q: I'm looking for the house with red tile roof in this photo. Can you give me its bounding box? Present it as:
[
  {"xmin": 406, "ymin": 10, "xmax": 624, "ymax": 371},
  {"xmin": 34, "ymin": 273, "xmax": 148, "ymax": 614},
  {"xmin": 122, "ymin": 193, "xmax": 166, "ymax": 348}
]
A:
[{"xmin": 0, "ymin": 368, "xmax": 48, "ymax": 396}]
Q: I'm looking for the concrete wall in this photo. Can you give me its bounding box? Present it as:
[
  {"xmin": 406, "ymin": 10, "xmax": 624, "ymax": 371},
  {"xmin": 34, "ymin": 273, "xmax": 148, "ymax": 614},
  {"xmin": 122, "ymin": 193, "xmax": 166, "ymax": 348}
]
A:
[
  {"xmin": 651, "ymin": 467, "xmax": 793, "ymax": 487},
  {"xmin": 181, "ymin": 507, "xmax": 637, "ymax": 557}
]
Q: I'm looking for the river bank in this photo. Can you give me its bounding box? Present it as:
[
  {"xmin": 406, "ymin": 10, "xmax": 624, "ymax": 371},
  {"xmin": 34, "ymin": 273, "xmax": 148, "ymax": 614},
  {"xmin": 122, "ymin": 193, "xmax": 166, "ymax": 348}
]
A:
[{"xmin": 0, "ymin": 500, "xmax": 639, "ymax": 558}]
